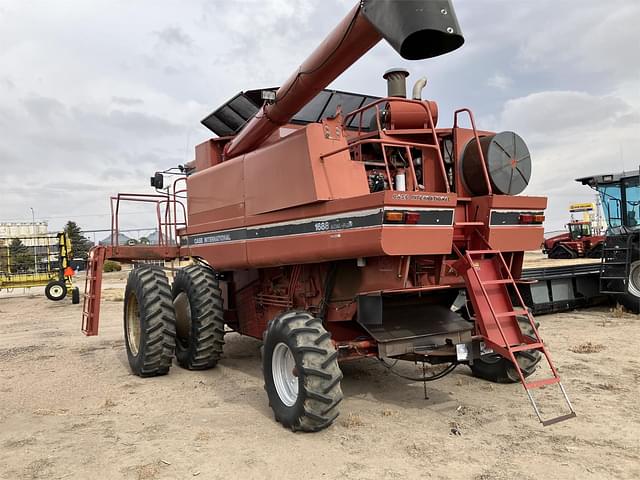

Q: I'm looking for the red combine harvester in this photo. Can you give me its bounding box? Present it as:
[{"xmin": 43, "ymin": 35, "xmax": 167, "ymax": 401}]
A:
[{"xmin": 82, "ymin": 0, "xmax": 575, "ymax": 430}]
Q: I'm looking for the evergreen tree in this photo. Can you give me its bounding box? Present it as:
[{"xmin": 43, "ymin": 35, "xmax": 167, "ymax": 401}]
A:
[
  {"xmin": 64, "ymin": 221, "xmax": 93, "ymax": 259},
  {"xmin": 9, "ymin": 238, "xmax": 31, "ymax": 272}
]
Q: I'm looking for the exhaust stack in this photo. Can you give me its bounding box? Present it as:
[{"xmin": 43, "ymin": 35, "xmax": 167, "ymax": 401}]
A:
[
  {"xmin": 224, "ymin": 0, "xmax": 464, "ymax": 159},
  {"xmin": 383, "ymin": 68, "xmax": 409, "ymax": 98}
]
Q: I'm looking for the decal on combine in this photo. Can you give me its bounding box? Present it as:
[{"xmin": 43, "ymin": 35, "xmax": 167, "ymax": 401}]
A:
[{"xmin": 183, "ymin": 208, "xmax": 454, "ymax": 246}]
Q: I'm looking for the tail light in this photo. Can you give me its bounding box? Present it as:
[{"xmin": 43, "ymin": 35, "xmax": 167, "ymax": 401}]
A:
[
  {"xmin": 384, "ymin": 211, "xmax": 421, "ymax": 224},
  {"xmin": 519, "ymin": 213, "xmax": 545, "ymax": 224},
  {"xmin": 384, "ymin": 211, "xmax": 405, "ymax": 223}
]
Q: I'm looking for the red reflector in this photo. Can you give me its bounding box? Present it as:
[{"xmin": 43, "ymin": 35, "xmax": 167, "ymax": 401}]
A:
[
  {"xmin": 519, "ymin": 213, "xmax": 545, "ymax": 224},
  {"xmin": 405, "ymin": 212, "xmax": 420, "ymax": 224}
]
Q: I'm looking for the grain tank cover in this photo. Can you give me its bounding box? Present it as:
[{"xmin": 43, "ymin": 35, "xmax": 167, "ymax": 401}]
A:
[
  {"xmin": 461, "ymin": 131, "xmax": 531, "ymax": 196},
  {"xmin": 362, "ymin": 0, "xmax": 464, "ymax": 60}
]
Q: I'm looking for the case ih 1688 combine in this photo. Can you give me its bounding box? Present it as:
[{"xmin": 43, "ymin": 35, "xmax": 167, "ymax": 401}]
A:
[{"xmin": 82, "ymin": 0, "xmax": 575, "ymax": 431}]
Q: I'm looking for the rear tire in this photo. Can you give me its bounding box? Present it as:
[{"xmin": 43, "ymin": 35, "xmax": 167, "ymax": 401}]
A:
[
  {"xmin": 124, "ymin": 266, "xmax": 176, "ymax": 377},
  {"xmin": 616, "ymin": 259, "xmax": 640, "ymax": 313},
  {"xmin": 171, "ymin": 264, "xmax": 225, "ymax": 369},
  {"xmin": 263, "ymin": 311, "xmax": 343, "ymax": 432},
  {"xmin": 470, "ymin": 315, "xmax": 542, "ymax": 383},
  {"xmin": 45, "ymin": 280, "xmax": 67, "ymax": 301},
  {"xmin": 471, "ymin": 350, "xmax": 541, "ymax": 383}
]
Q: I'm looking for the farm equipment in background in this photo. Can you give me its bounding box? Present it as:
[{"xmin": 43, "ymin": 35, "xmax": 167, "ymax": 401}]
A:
[
  {"xmin": 0, "ymin": 231, "xmax": 80, "ymax": 303},
  {"xmin": 578, "ymin": 170, "xmax": 640, "ymax": 313},
  {"xmin": 82, "ymin": 0, "xmax": 576, "ymax": 430},
  {"xmin": 543, "ymin": 203, "xmax": 605, "ymax": 259}
]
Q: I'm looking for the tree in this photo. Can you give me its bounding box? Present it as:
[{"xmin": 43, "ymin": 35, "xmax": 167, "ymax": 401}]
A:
[
  {"xmin": 64, "ymin": 221, "xmax": 93, "ymax": 260},
  {"xmin": 9, "ymin": 238, "xmax": 32, "ymax": 272}
]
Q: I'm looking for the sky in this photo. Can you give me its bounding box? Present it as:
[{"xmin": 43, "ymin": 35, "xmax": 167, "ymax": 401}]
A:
[{"xmin": 0, "ymin": 0, "xmax": 639, "ymax": 238}]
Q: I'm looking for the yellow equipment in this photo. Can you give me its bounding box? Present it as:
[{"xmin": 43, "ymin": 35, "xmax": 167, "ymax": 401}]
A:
[{"xmin": 0, "ymin": 231, "xmax": 79, "ymax": 303}]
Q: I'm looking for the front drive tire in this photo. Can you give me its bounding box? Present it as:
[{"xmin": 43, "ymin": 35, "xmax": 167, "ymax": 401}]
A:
[
  {"xmin": 171, "ymin": 264, "xmax": 225, "ymax": 370},
  {"xmin": 263, "ymin": 311, "xmax": 343, "ymax": 432},
  {"xmin": 124, "ymin": 266, "xmax": 176, "ymax": 377}
]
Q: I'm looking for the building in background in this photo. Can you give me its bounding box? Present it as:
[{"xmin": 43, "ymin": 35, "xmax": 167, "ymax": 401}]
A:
[{"xmin": 0, "ymin": 222, "xmax": 49, "ymax": 247}]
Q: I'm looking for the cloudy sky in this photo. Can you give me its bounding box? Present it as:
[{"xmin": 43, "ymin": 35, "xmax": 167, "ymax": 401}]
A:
[{"xmin": 1, "ymin": 0, "xmax": 639, "ymax": 240}]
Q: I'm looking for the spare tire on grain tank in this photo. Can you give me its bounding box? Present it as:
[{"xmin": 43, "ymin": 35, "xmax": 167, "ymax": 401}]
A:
[{"xmin": 461, "ymin": 131, "xmax": 531, "ymax": 196}]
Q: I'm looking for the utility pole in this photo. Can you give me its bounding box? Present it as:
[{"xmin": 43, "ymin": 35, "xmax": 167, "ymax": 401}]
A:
[{"xmin": 30, "ymin": 207, "xmax": 37, "ymax": 273}]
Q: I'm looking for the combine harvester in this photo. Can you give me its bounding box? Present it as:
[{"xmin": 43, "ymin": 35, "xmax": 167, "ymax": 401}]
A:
[{"xmin": 82, "ymin": 0, "xmax": 576, "ymax": 430}]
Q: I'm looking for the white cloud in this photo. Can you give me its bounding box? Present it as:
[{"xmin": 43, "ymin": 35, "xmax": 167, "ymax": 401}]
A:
[{"xmin": 487, "ymin": 73, "xmax": 512, "ymax": 90}]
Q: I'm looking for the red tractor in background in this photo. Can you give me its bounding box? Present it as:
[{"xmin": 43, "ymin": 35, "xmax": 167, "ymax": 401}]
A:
[
  {"xmin": 82, "ymin": 0, "xmax": 575, "ymax": 431},
  {"xmin": 544, "ymin": 203, "xmax": 605, "ymax": 259}
]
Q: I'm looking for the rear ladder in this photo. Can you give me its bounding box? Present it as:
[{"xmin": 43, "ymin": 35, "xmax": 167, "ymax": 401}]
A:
[
  {"xmin": 81, "ymin": 246, "xmax": 106, "ymax": 336},
  {"xmin": 456, "ymin": 247, "xmax": 576, "ymax": 426}
]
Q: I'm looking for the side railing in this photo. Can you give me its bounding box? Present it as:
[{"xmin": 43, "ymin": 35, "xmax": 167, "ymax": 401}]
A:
[{"xmin": 453, "ymin": 108, "xmax": 492, "ymax": 195}]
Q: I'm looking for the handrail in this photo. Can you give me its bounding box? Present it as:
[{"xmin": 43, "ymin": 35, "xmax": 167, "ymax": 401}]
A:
[
  {"xmin": 109, "ymin": 192, "xmax": 186, "ymax": 249},
  {"xmin": 454, "ymin": 108, "xmax": 492, "ymax": 195}
]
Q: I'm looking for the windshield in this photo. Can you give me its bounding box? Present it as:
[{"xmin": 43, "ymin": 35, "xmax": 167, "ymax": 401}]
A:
[
  {"xmin": 598, "ymin": 178, "xmax": 640, "ymax": 230},
  {"xmin": 569, "ymin": 223, "xmax": 591, "ymax": 239}
]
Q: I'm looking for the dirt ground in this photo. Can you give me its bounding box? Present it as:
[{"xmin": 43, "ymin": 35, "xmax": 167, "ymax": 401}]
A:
[{"xmin": 1, "ymin": 270, "xmax": 639, "ymax": 480}]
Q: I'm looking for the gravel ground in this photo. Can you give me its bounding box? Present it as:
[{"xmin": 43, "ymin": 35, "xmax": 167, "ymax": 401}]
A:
[{"xmin": 0, "ymin": 270, "xmax": 638, "ymax": 479}]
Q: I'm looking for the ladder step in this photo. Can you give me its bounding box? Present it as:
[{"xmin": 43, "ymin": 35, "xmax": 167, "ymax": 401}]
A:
[
  {"xmin": 482, "ymin": 279, "xmax": 513, "ymax": 285},
  {"xmin": 541, "ymin": 412, "xmax": 577, "ymax": 427},
  {"xmin": 525, "ymin": 377, "xmax": 560, "ymax": 389},
  {"xmin": 455, "ymin": 222, "xmax": 484, "ymax": 226},
  {"xmin": 495, "ymin": 309, "xmax": 529, "ymax": 318},
  {"xmin": 511, "ymin": 342, "xmax": 544, "ymax": 352},
  {"xmin": 600, "ymin": 276, "xmax": 627, "ymax": 280},
  {"xmin": 466, "ymin": 249, "xmax": 499, "ymax": 255}
]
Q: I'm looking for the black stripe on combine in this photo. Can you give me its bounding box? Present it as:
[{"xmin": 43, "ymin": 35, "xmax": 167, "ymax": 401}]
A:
[
  {"xmin": 183, "ymin": 209, "xmax": 454, "ymax": 246},
  {"xmin": 412, "ymin": 210, "xmax": 454, "ymax": 226},
  {"xmin": 490, "ymin": 211, "xmax": 544, "ymax": 226},
  {"xmin": 247, "ymin": 211, "xmax": 383, "ymax": 239}
]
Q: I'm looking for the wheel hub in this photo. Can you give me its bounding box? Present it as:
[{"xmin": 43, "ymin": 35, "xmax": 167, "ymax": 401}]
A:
[
  {"xmin": 125, "ymin": 294, "xmax": 141, "ymax": 356},
  {"xmin": 49, "ymin": 285, "xmax": 64, "ymax": 298},
  {"xmin": 272, "ymin": 342, "xmax": 298, "ymax": 407},
  {"xmin": 173, "ymin": 292, "xmax": 192, "ymax": 343}
]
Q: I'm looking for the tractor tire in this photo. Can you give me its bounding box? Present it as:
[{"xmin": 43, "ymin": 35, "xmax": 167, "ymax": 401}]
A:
[
  {"xmin": 616, "ymin": 259, "xmax": 640, "ymax": 314},
  {"xmin": 71, "ymin": 287, "xmax": 80, "ymax": 304},
  {"xmin": 263, "ymin": 311, "xmax": 343, "ymax": 432},
  {"xmin": 45, "ymin": 280, "xmax": 67, "ymax": 301},
  {"xmin": 171, "ymin": 264, "xmax": 225, "ymax": 370},
  {"xmin": 548, "ymin": 244, "xmax": 577, "ymax": 259},
  {"xmin": 586, "ymin": 244, "xmax": 603, "ymax": 259},
  {"xmin": 124, "ymin": 266, "xmax": 176, "ymax": 377}
]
